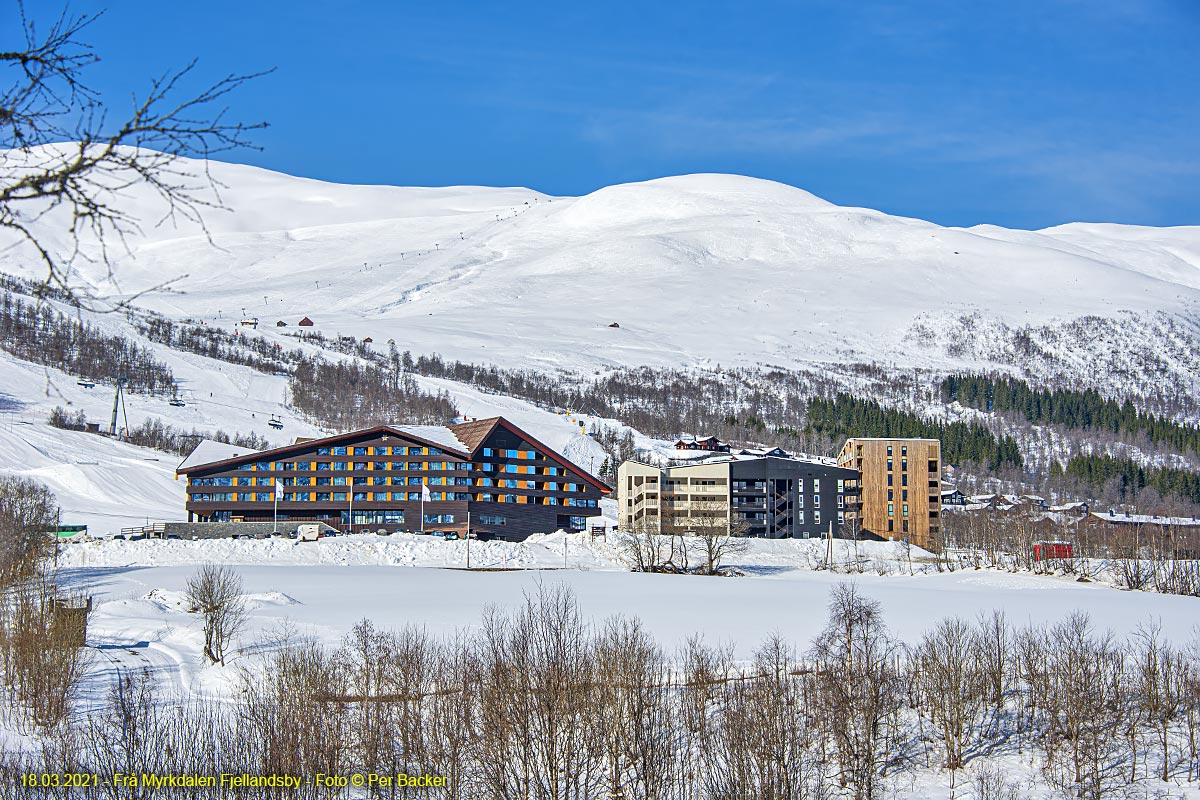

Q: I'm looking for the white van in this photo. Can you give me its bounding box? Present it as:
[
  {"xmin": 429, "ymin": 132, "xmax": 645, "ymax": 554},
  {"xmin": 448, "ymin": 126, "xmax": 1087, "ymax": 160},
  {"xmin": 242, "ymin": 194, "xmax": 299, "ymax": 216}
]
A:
[{"xmin": 296, "ymin": 523, "xmax": 322, "ymax": 542}]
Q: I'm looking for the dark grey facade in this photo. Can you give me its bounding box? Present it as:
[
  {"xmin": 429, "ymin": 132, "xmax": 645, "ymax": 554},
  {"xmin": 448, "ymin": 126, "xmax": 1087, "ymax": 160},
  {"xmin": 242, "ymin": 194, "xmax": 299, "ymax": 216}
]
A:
[{"xmin": 728, "ymin": 457, "xmax": 860, "ymax": 538}]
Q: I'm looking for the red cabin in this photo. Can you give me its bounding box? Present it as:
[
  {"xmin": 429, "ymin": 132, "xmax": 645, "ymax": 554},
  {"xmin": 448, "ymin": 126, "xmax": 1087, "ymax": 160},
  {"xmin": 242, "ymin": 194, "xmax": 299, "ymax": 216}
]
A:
[{"xmin": 1032, "ymin": 541, "xmax": 1073, "ymax": 561}]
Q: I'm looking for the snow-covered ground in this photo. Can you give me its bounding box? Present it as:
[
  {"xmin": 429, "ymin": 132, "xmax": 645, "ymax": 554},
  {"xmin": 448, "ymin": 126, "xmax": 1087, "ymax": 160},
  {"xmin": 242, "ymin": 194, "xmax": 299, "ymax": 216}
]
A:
[
  {"xmin": 4, "ymin": 148, "xmax": 1199, "ymax": 388},
  {"xmin": 58, "ymin": 547, "xmax": 1200, "ymax": 701}
]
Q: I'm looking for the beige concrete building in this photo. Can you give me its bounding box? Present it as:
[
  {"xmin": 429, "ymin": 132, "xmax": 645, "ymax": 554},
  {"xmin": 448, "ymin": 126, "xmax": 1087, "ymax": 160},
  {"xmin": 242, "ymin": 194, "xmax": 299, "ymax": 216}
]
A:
[
  {"xmin": 838, "ymin": 438, "xmax": 942, "ymax": 552},
  {"xmin": 618, "ymin": 455, "xmax": 860, "ymax": 539}
]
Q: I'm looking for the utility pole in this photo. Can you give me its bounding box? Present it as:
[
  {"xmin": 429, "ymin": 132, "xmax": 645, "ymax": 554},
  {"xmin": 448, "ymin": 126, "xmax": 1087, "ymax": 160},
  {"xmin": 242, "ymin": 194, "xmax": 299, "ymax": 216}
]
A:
[{"xmin": 466, "ymin": 510, "xmax": 471, "ymax": 569}]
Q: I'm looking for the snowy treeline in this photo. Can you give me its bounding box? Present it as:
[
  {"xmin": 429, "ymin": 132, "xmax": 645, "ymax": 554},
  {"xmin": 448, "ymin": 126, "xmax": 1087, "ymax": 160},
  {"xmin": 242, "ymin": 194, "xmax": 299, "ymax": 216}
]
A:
[
  {"xmin": 0, "ymin": 293, "xmax": 176, "ymax": 395},
  {"xmin": 49, "ymin": 407, "xmax": 273, "ymax": 456},
  {"xmin": 2, "ymin": 583, "xmax": 1199, "ymax": 799},
  {"xmin": 944, "ymin": 374, "xmax": 1200, "ymax": 457},
  {"xmin": 288, "ymin": 356, "xmax": 457, "ymax": 431},
  {"xmin": 137, "ymin": 316, "xmax": 298, "ymax": 376}
]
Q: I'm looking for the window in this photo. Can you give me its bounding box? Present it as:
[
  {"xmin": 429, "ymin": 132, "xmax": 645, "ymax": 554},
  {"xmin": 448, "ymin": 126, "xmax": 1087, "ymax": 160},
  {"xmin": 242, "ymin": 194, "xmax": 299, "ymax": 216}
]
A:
[
  {"xmin": 887, "ymin": 474, "xmax": 893, "ymax": 487},
  {"xmin": 424, "ymin": 513, "xmax": 455, "ymax": 525},
  {"xmin": 797, "ymin": 495, "xmax": 804, "ymax": 508},
  {"xmin": 316, "ymin": 462, "xmax": 330, "ymax": 471},
  {"xmin": 481, "ymin": 463, "xmax": 495, "ymax": 472},
  {"xmin": 354, "ymin": 447, "xmax": 367, "ymax": 455},
  {"xmin": 483, "ymin": 448, "xmax": 494, "ymax": 457},
  {"xmin": 429, "ymin": 447, "xmax": 443, "ymax": 455},
  {"xmin": 408, "ymin": 462, "xmax": 422, "ymax": 471},
  {"xmin": 887, "ymin": 459, "xmax": 893, "ymax": 471},
  {"xmin": 887, "ymin": 445, "xmax": 893, "ymax": 456},
  {"xmin": 316, "ymin": 477, "xmax": 331, "ymax": 486},
  {"xmin": 332, "ymin": 447, "xmax": 347, "ymax": 456},
  {"xmin": 373, "ymin": 476, "xmax": 388, "ymax": 485},
  {"xmin": 902, "ymin": 520, "xmax": 909, "ymax": 533},
  {"xmin": 376, "ymin": 447, "xmax": 391, "ymax": 456},
  {"xmin": 333, "ymin": 476, "xmax": 347, "ymax": 486},
  {"xmin": 373, "ymin": 462, "xmax": 385, "ymax": 471},
  {"xmin": 544, "ymin": 482, "xmax": 558, "ymax": 491},
  {"xmin": 838, "ymin": 511, "xmax": 844, "ymax": 523},
  {"xmin": 255, "ymin": 461, "xmax": 270, "ymax": 471},
  {"xmin": 902, "ymin": 504, "xmax": 909, "ymax": 517},
  {"xmin": 813, "ymin": 495, "xmax": 820, "ymax": 508},
  {"xmin": 506, "ymin": 494, "xmax": 518, "ymax": 504},
  {"xmin": 353, "ymin": 477, "xmax": 368, "ymax": 486},
  {"xmin": 353, "ymin": 462, "xmax": 368, "ymax": 470},
  {"xmin": 478, "ymin": 493, "xmax": 494, "ymax": 502},
  {"xmin": 902, "ymin": 474, "xmax": 908, "ymax": 487},
  {"xmin": 316, "ymin": 493, "xmax": 331, "ymax": 501},
  {"xmin": 901, "ymin": 445, "xmax": 907, "ymax": 456},
  {"xmin": 317, "ymin": 447, "xmax": 331, "ymax": 455},
  {"xmin": 480, "ymin": 514, "xmax": 506, "ymax": 525},
  {"xmin": 928, "ymin": 459, "xmax": 939, "ymax": 473},
  {"xmin": 568, "ymin": 516, "xmax": 587, "ymax": 531},
  {"xmin": 902, "ymin": 489, "xmax": 908, "ymax": 501},
  {"xmin": 390, "ymin": 462, "xmax": 405, "ymax": 470},
  {"xmin": 353, "ymin": 492, "xmax": 368, "ymax": 501},
  {"xmin": 888, "ymin": 503, "xmax": 894, "ymax": 516},
  {"xmin": 901, "ymin": 459, "xmax": 908, "ymax": 471},
  {"xmin": 813, "ymin": 479, "xmax": 820, "ymax": 492},
  {"xmin": 837, "ymin": 479, "xmax": 843, "ymax": 492},
  {"xmin": 814, "ymin": 510, "xmax": 821, "ymax": 525},
  {"xmin": 887, "ymin": 519, "xmax": 894, "ymax": 532},
  {"xmin": 333, "ymin": 461, "xmax": 347, "ymax": 470},
  {"xmin": 837, "ymin": 495, "xmax": 844, "ymax": 508},
  {"xmin": 333, "ymin": 492, "xmax": 347, "ymax": 501}
]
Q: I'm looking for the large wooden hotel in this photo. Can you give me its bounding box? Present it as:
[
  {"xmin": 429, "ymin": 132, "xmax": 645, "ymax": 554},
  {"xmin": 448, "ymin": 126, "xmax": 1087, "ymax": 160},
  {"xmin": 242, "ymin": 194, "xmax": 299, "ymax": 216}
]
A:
[{"xmin": 176, "ymin": 416, "xmax": 609, "ymax": 540}]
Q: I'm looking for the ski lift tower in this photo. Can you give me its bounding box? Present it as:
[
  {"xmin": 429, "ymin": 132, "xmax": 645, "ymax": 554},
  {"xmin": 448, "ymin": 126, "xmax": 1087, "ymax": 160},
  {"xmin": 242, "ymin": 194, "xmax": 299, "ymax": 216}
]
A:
[{"xmin": 109, "ymin": 375, "xmax": 129, "ymax": 437}]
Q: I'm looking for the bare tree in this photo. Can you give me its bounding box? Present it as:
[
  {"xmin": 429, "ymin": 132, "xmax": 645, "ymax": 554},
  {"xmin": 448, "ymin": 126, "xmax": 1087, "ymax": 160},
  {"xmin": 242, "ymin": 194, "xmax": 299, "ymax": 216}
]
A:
[
  {"xmin": 809, "ymin": 583, "xmax": 902, "ymax": 800},
  {"xmin": 184, "ymin": 563, "xmax": 247, "ymax": 665},
  {"xmin": 615, "ymin": 516, "xmax": 667, "ymax": 573},
  {"xmin": 686, "ymin": 498, "xmax": 749, "ymax": 575},
  {"xmin": 1, "ymin": 3, "xmax": 270, "ymax": 303},
  {"xmin": 0, "ymin": 476, "xmax": 57, "ymax": 588},
  {"xmin": 912, "ymin": 617, "xmax": 986, "ymax": 793}
]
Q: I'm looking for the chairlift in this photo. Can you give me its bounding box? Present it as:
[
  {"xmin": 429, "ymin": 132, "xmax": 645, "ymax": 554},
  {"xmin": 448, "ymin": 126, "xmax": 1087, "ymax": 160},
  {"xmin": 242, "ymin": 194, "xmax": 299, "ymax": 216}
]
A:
[
  {"xmin": 77, "ymin": 379, "xmax": 95, "ymax": 389},
  {"xmin": 268, "ymin": 415, "xmax": 284, "ymax": 431}
]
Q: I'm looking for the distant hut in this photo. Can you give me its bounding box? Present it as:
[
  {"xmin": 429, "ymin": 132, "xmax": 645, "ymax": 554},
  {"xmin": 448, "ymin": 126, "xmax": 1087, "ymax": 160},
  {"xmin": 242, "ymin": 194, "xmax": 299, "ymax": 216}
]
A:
[
  {"xmin": 276, "ymin": 320, "xmax": 288, "ymax": 327},
  {"xmin": 298, "ymin": 316, "xmax": 314, "ymax": 327},
  {"xmin": 362, "ymin": 337, "xmax": 374, "ymax": 343}
]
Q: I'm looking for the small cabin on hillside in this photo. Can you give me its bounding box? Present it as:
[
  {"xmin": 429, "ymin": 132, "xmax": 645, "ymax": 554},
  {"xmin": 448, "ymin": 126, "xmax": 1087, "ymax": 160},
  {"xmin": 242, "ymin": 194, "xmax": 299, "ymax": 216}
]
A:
[{"xmin": 299, "ymin": 316, "xmax": 314, "ymax": 327}]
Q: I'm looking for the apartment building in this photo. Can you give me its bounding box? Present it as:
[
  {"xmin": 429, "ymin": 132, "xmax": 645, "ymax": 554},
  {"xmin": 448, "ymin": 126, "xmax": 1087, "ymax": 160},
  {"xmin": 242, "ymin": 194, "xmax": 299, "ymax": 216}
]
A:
[
  {"xmin": 618, "ymin": 455, "xmax": 860, "ymax": 539},
  {"xmin": 176, "ymin": 416, "xmax": 609, "ymax": 540},
  {"xmin": 838, "ymin": 437, "xmax": 942, "ymax": 552}
]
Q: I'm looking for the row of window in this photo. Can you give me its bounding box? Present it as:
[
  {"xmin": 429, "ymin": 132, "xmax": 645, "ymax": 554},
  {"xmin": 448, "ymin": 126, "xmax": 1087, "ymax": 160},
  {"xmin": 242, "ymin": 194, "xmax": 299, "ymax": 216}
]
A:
[
  {"xmin": 481, "ymin": 448, "xmax": 537, "ymax": 459},
  {"xmin": 224, "ymin": 460, "xmax": 575, "ymax": 476},
  {"xmin": 193, "ymin": 476, "xmax": 585, "ymax": 491},
  {"xmin": 190, "ymin": 492, "xmax": 598, "ymax": 507},
  {"xmin": 315, "ymin": 445, "xmax": 445, "ymax": 456}
]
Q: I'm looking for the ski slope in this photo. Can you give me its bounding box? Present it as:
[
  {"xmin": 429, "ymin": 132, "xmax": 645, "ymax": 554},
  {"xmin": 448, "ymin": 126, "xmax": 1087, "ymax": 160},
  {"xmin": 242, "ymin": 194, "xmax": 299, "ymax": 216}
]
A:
[{"xmin": 3, "ymin": 146, "xmax": 1199, "ymax": 384}]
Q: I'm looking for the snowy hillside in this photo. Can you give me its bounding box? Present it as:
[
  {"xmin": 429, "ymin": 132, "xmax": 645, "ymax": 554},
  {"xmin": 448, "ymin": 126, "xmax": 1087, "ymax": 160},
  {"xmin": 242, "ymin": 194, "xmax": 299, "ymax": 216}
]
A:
[{"xmin": 4, "ymin": 146, "xmax": 1199, "ymax": 388}]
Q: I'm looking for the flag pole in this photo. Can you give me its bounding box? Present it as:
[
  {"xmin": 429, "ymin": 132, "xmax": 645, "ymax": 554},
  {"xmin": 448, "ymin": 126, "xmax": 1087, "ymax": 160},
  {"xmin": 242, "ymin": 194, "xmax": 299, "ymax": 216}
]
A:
[{"xmin": 273, "ymin": 479, "xmax": 281, "ymax": 534}]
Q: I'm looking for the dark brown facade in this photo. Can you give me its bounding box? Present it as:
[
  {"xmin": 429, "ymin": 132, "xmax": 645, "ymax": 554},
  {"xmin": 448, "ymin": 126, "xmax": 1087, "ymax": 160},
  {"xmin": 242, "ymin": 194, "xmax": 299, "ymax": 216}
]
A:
[{"xmin": 177, "ymin": 417, "xmax": 609, "ymax": 541}]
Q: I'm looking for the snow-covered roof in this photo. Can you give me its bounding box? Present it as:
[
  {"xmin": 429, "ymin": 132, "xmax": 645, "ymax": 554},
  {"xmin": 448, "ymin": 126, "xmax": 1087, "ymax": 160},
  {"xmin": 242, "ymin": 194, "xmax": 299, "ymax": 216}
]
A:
[
  {"xmin": 1088, "ymin": 512, "xmax": 1200, "ymax": 527},
  {"xmin": 393, "ymin": 425, "xmax": 469, "ymax": 454},
  {"xmin": 177, "ymin": 439, "xmax": 259, "ymax": 472}
]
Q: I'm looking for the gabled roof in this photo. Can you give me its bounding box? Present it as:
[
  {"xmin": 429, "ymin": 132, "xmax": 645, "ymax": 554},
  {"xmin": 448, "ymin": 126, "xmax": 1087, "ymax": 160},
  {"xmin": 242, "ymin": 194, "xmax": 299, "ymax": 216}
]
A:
[
  {"xmin": 175, "ymin": 416, "xmax": 613, "ymax": 493},
  {"xmin": 449, "ymin": 416, "xmax": 612, "ymax": 494},
  {"xmin": 177, "ymin": 439, "xmax": 259, "ymax": 472},
  {"xmin": 176, "ymin": 425, "xmax": 469, "ymax": 475},
  {"xmin": 448, "ymin": 417, "xmax": 503, "ymax": 452}
]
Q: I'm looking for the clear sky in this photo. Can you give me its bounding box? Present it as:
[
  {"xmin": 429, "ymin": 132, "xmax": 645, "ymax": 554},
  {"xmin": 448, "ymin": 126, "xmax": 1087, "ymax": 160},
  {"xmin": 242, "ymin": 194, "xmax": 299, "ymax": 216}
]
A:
[{"xmin": 9, "ymin": 0, "xmax": 1200, "ymax": 229}]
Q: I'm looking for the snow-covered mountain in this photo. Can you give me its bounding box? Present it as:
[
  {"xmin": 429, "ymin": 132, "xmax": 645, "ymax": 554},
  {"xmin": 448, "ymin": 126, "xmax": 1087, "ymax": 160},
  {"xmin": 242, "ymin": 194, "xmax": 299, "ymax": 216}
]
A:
[{"xmin": 3, "ymin": 148, "xmax": 1198, "ymax": 387}]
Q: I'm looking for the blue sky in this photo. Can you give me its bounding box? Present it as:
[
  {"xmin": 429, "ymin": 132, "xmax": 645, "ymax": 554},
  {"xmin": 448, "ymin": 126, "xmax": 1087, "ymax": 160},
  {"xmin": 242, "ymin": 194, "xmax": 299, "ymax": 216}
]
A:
[{"xmin": 11, "ymin": 0, "xmax": 1200, "ymax": 228}]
